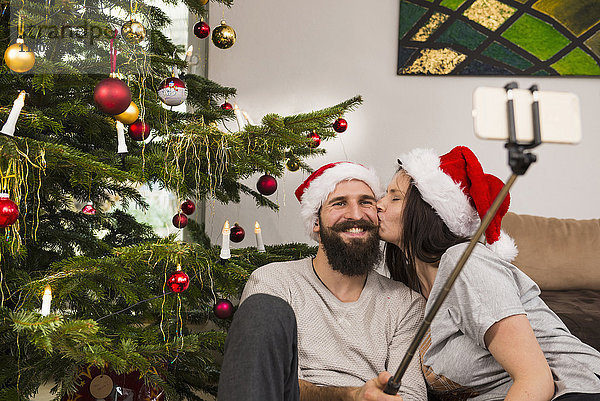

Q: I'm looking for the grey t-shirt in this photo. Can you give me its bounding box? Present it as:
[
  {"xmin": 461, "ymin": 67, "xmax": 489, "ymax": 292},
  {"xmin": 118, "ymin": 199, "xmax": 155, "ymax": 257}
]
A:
[
  {"xmin": 422, "ymin": 243, "xmax": 600, "ymax": 400},
  {"xmin": 241, "ymin": 257, "xmax": 427, "ymax": 401}
]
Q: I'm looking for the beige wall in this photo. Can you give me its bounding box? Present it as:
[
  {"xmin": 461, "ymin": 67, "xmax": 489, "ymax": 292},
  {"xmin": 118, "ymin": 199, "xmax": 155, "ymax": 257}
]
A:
[{"xmin": 205, "ymin": 0, "xmax": 600, "ymax": 247}]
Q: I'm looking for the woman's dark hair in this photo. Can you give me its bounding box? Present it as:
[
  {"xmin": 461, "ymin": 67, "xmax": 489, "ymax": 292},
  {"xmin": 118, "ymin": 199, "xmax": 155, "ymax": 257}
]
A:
[{"xmin": 385, "ymin": 167, "xmax": 469, "ymax": 293}]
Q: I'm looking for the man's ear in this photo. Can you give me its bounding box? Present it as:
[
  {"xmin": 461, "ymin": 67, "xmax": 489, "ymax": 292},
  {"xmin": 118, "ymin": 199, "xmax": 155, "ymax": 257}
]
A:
[{"xmin": 313, "ymin": 219, "xmax": 320, "ymax": 233}]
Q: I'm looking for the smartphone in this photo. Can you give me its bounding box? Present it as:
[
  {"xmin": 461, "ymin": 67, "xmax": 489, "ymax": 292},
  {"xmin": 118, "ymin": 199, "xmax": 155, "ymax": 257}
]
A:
[{"xmin": 472, "ymin": 87, "xmax": 581, "ymax": 144}]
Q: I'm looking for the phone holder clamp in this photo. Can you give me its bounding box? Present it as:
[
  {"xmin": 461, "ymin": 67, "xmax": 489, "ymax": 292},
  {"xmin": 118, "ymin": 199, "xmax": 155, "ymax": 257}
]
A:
[{"xmin": 503, "ymin": 82, "xmax": 541, "ymax": 175}]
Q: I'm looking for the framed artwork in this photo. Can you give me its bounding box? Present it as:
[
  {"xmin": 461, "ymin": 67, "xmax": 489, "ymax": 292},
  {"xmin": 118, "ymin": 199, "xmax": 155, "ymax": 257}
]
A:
[{"xmin": 397, "ymin": 0, "xmax": 600, "ymax": 75}]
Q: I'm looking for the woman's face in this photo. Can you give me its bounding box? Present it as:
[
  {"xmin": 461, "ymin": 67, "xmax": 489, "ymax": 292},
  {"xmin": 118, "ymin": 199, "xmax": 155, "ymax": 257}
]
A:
[{"xmin": 377, "ymin": 171, "xmax": 411, "ymax": 246}]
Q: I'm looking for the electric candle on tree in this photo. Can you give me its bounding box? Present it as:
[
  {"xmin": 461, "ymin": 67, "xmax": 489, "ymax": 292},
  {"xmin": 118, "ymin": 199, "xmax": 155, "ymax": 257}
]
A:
[
  {"xmin": 116, "ymin": 120, "xmax": 128, "ymax": 154},
  {"xmin": 242, "ymin": 110, "xmax": 255, "ymax": 125},
  {"xmin": 220, "ymin": 220, "xmax": 231, "ymax": 259},
  {"xmin": 41, "ymin": 285, "xmax": 52, "ymax": 316},
  {"xmin": 255, "ymin": 221, "xmax": 265, "ymax": 252},
  {"xmin": 185, "ymin": 45, "xmax": 193, "ymax": 63},
  {"xmin": 233, "ymin": 104, "xmax": 245, "ymax": 131},
  {"xmin": 1, "ymin": 91, "xmax": 26, "ymax": 137}
]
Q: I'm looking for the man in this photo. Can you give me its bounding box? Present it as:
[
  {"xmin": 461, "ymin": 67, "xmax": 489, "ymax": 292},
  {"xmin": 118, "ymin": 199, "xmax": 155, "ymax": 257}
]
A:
[{"xmin": 218, "ymin": 162, "xmax": 426, "ymax": 401}]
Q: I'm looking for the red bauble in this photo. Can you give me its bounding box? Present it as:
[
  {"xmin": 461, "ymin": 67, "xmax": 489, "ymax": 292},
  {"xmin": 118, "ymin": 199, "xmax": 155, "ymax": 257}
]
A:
[
  {"xmin": 81, "ymin": 201, "xmax": 96, "ymax": 215},
  {"xmin": 172, "ymin": 213, "xmax": 188, "ymax": 228},
  {"xmin": 256, "ymin": 174, "xmax": 277, "ymax": 196},
  {"xmin": 230, "ymin": 223, "xmax": 245, "ymax": 243},
  {"xmin": 128, "ymin": 120, "xmax": 151, "ymax": 141},
  {"xmin": 333, "ymin": 118, "xmax": 348, "ymax": 133},
  {"xmin": 0, "ymin": 193, "xmax": 19, "ymax": 228},
  {"xmin": 93, "ymin": 78, "xmax": 132, "ymax": 115},
  {"xmin": 307, "ymin": 131, "xmax": 321, "ymax": 148},
  {"xmin": 180, "ymin": 199, "xmax": 195, "ymax": 215},
  {"xmin": 213, "ymin": 298, "xmax": 234, "ymax": 319},
  {"xmin": 167, "ymin": 270, "xmax": 190, "ymax": 293},
  {"xmin": 193, "ymin": 21, "xmax": 210, "ymax": 39},
  {"xmin": 221, "ymin": 102, "xmax": 233, "ymax": 110}
]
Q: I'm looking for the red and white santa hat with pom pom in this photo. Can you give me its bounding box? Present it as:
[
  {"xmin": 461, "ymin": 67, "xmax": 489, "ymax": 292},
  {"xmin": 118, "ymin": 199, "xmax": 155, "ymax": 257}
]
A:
[{"xmin": 399, "ymin": 146, "xmax": 518, "ymax": 262}]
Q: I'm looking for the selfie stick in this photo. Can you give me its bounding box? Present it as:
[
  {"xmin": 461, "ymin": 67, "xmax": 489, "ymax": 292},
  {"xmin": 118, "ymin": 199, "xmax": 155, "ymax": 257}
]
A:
[{"xmin": 384, "ymin": 82, "xmax": 542, "ymax": 395}]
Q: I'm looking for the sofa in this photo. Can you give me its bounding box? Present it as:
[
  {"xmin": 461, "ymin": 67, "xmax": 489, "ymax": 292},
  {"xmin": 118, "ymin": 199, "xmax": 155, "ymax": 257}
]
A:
[{"xmin": 501, "ymin": 212, "xmax": 600, "ymax": 351}]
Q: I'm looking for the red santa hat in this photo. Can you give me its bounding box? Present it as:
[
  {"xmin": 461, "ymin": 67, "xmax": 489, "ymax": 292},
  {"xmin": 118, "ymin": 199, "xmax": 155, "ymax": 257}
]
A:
[
  {"xmin": 295, "ymin": 162, "xmax": 383, "ymax": 241},
  {"xmin": 399, "ymin": 146, "xmax": 518, "ymax": 262}
]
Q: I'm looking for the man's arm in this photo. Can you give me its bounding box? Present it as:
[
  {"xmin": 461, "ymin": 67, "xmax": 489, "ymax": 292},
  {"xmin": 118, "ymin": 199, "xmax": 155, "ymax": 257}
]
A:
[
  {"xmin": 300, "ymin": 372, "xmax": 403, "ymax": 401},
  {"xmin": 300, "ymin": 379, "xmax": 358, "ymax": 401}
]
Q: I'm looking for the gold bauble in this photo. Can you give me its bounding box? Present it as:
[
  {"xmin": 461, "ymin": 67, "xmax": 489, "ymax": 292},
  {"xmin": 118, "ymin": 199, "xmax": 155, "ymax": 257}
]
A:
[
  {"xmin": 114, "ymin": 102, "xmax": 140, "ymax": 125},
  {"xmin": 121, "ymin": 19, "xmax": 146, "ymax": 44},
  {"xmin": 200, "ymin": 0, "xmax": 208, "ymax": 4},
  {"xmin": 212, "ymin": 20, "xmax": 236, "ymax": 49},
  {"xmin": 4, "ymin": 38, "xmax": 35, "ymax": 73},
  {"xmin": 286, "ymin": 159, "xmax": 300, "ymax": 172}
]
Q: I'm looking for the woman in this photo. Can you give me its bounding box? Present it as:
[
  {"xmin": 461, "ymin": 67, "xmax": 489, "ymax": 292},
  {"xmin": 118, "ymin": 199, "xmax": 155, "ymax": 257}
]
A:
[{"xmin": 377, "ymin": 146, "xmax": 600, "ymax": 401}]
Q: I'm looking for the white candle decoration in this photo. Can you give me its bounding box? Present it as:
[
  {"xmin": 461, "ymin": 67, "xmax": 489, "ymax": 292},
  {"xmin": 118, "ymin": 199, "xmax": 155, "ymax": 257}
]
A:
[
  {"xmin": 220, "ymin": 220, "xmax": 231, "ymax": 259},
  {"xmin": 41, "ymin": 285, "xmax": 52, "ymax": 316},
  {"xmin": 233, "ymin": 104, "xmax": 246, "ymax": 131},
  {"xmin": 1, "ymin": 91, "xmax": 26, "ymax": 137},
  {"xmin": 178, "ymin": 45, "xmax": 194, "ymax": 76},
  {"xmin": 255, "ymin": 221, "xmax": 265, "ymax": 252},
  {"xmin": 116, "ymin": 120, "xmax": 128, "ymax": 154},
  {"xmin": 185, "ymin": 45, "xmax": 193, "ymax": 62},
  {"xmin": 241, "ymin": 110, "xmax": 255, "ymax": 126}
]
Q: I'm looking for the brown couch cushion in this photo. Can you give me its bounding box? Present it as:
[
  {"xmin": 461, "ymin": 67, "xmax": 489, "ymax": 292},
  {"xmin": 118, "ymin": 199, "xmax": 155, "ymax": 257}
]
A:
[{"xmin": 502, "ymin": 213, "xmax": 600, "ymax": 290}]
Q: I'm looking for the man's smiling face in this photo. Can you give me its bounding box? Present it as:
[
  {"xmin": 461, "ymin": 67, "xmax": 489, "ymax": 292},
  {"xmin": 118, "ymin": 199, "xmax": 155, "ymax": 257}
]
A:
[{"xmin": 315, "ymin": 180, "xmax": 381, "ymax": 276}]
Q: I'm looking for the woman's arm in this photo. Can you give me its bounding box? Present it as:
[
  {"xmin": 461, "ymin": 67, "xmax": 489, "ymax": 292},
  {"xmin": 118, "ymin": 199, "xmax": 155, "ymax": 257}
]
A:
[{"xmin": 484, "ymin": 314, "xmax": 554, "ymax": 401}]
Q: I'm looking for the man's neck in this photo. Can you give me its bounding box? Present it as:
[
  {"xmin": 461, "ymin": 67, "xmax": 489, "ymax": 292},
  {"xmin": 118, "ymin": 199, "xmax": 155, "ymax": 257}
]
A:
[{"xmin": 312, "ymin": 246, "xmax": 367, "ymax": 303}]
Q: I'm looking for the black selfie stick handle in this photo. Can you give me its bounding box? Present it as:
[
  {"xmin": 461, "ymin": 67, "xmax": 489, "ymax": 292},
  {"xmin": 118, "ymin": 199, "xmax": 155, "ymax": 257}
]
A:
[{"xmin": 384, "ymin": 82, "xmax": 541, "ymax": 395}]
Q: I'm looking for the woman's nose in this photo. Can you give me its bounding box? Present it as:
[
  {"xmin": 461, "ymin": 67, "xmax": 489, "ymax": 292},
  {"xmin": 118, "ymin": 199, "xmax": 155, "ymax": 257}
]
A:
[{"xmin": 376, "ymin": 199, "xmax": 385, "ymax": 212}]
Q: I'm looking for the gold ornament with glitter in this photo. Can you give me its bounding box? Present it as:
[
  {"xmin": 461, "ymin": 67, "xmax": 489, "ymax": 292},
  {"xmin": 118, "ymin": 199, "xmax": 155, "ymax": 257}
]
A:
[
  {"xmin": 286, "ymin": 158, "xmax": 300, "ymax": 172},
  {"xmin": 212, "ymin": 20, "xmax": 236, "ymax": 49},
  {"xmin": 121, "ymin": 19, "xmax": 147, "ymax": 44}
]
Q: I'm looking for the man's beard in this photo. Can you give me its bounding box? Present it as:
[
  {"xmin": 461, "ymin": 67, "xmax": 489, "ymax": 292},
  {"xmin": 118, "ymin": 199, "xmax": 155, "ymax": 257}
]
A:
[{"xmin": 319, "ymin": 217, "xmax": 382, "ymax": 276}]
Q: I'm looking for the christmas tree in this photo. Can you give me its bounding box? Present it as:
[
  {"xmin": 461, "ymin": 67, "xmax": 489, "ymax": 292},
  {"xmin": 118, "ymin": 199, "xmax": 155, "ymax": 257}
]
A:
[{"xmin": 0, "ymin": 0, "xmax": 361, "ymax": 398}]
